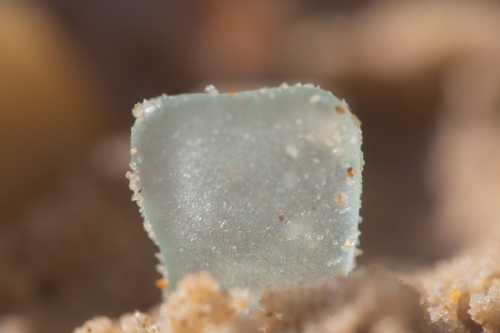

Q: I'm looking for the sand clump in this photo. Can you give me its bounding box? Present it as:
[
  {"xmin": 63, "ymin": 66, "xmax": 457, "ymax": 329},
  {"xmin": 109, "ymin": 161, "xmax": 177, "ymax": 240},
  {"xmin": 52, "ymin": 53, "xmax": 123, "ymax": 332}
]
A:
[{"xmin": 74, "ymin": 242, "xmax": 500, "ymax": 333}]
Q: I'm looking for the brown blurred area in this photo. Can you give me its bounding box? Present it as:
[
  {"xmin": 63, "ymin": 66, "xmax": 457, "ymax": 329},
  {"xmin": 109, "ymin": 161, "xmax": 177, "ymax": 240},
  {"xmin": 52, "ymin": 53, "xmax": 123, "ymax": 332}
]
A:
[{"xmin": 1, "ymin": 0, "xmax": 499, "ymax": 332}]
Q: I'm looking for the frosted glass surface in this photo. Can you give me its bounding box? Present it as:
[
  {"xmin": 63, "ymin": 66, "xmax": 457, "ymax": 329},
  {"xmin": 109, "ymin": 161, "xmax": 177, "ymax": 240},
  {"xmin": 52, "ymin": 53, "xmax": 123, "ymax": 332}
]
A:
[{"xmin": 129, "ymin": 84, "xmax": 363, "ymax": 290}]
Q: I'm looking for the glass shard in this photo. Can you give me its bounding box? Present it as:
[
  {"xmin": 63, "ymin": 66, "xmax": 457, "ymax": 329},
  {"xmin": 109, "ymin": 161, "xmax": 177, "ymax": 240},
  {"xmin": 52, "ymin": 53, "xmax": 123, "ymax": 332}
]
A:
[{"xmin": 129, "ymin": 84, "xmax": 363, "ymax": 290}]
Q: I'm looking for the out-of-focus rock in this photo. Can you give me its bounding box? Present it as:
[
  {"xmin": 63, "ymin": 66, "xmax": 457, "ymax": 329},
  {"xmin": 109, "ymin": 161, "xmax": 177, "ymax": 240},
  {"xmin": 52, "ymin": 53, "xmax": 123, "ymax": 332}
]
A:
[
  {"xmin": 0, "ymin": 1, "xmax": 105, "ymax": 222},
  {"xmin": 283, "ymin": 1, "xmax": 500, "ymax": 83}
]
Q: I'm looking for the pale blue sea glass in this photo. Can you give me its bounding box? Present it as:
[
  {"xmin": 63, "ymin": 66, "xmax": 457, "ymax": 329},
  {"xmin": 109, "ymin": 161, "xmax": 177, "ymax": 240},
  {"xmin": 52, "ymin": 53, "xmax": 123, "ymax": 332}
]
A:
[{"xmin": 129, "ymin": 84, "xmax": 363, "ymax": 290}]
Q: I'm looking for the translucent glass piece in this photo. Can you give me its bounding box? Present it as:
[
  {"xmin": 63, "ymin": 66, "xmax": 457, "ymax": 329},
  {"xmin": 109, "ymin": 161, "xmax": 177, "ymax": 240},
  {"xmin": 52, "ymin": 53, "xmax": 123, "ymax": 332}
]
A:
[{"xmin": 129, "ymin": 84, "xmax": 363, "ymax": 290}]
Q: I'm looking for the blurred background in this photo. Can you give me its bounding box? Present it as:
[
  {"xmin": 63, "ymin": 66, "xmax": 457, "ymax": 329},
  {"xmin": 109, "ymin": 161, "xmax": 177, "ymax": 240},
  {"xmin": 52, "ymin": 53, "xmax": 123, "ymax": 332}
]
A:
[{"xmin": 1, "ymin": 0, "xmax": 500, "ymax": 332}]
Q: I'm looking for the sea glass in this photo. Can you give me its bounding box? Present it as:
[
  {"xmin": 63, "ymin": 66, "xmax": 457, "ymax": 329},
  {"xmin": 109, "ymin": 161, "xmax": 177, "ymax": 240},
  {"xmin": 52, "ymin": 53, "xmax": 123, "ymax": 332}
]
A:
[{"xmin": 129, "ymin": 84, "xmax": 363, "ymax": 290}]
